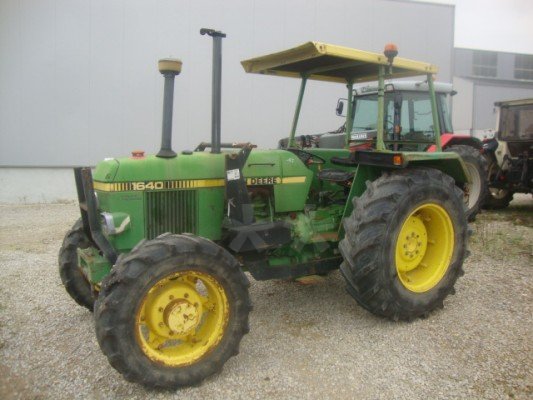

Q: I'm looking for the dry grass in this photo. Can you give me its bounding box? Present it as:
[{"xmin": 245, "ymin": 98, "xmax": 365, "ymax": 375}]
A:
[{"xmin": 470, "ymin": 194, "xmax": 533, "ymax": 263}]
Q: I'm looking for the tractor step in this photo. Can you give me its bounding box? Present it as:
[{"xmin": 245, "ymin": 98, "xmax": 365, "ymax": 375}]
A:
[
  {"xmin": 317, "ymin": 169, "xmax": 354, "ymax": 183},
  {"xmin": 247, "ymin": 256, "xmax": 341, "ymax": 281}
]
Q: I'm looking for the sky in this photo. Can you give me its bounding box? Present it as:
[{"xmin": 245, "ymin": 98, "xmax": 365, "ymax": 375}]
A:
[{"xmin": 413, "ymin": 0, "xmax": 533, "ymax": 54}]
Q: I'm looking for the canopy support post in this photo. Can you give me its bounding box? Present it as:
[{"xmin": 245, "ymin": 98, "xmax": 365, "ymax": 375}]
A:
[
  {"xmin": 288, "ymin": 76, "xmax": 307, "ymax": 148},
  {"xmin": 427, "ymin": 74, "xmax": 442, "ymax": 151},
  {"xmin": 344, "ymin": 81, "xmax": 354, "ymax": 149},
  {"xmin": 376, "ymin": 65, "xmax": 386, "ymax": 151}
]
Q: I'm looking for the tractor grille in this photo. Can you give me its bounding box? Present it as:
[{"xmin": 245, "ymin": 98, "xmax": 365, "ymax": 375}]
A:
[{"xmin": 144, "ymin": 190, "xmax": 198, "ymax": 239}]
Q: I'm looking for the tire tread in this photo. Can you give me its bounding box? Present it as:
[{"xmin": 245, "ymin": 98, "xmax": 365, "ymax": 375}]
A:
[
  {"xmin": 339, "ymin": 168, "xmax": 468, "ymax": 321},
  {"xmin": 94, "ymin": 234, "xmax": 251, "ymax": 389}
]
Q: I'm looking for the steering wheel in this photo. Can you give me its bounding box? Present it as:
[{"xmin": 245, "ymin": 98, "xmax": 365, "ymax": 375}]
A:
[{"xmin": 289, "ymin": 149, "xmax": 326, "ymax": 165}]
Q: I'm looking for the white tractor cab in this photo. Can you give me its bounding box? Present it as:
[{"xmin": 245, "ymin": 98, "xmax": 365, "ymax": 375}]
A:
[
  {"xmin": 321, "ymin": 81, "xmax": 455, "ymax": 149},
  {"xmin": 483, "ymin": 98, "xmax": 533, "ymax": 208},
  {"xmin": 279, "ymin": 80, "xmax": 488, "ymax": 221}
]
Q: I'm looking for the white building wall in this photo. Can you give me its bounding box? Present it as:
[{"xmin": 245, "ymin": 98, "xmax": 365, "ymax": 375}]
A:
[
  {"xmin": 473, "ymin": 83, "xmax": 533, "ymax": 130},
  {"xmin": 0, "ymin": 168, "xmax": 76, "ymax": 203},
  {"xmin": 0, "ymin": 0, "xmax": 454, "ymax": 202},
  {"xmin": 452, "ymin": 48, "xmax": 533, "ymax": 132},
  {"xmin": 451, "ymin": 77, "xmax": 474, "ymax": 131}
]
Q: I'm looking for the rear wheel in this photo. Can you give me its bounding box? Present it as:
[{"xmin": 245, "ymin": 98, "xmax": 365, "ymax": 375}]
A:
[
  {"xmin": 94, "ymin": 234, "xmax": 251, "ymax": 389},
  {"xmin": 339, "ymin": 168, "xmax": 468, "ymax": 321},
  {"xmin": 445, "ymin": 145, "xmax": 488, "ymax": 221},
  {"xmin": 58, "ymin": 219, "xmax": 95, "ymax": 311}
]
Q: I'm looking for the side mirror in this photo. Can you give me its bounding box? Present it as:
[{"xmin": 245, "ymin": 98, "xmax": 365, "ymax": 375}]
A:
[{"xmin": 336, "ymin": 99, "xmax": 347, "ymax": 116}]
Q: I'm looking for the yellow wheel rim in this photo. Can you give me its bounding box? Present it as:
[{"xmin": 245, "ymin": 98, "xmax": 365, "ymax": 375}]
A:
[
  {"xmin": 135, "ymin": 270, "xmax": 229, "ymax": 367},
  {"xmin": 395, "ymin": 203, "xmax": 454, "ymax": 293}
]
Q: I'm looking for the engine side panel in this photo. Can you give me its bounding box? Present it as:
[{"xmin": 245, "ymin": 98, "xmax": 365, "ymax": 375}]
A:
[{"xmin": 244, "ymin": 150, "xmax": 313, "ymax": 212}]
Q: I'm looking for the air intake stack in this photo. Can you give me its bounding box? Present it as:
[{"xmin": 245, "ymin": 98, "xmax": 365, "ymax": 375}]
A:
[
  {"xmin": 200, "ymin": 28, "xmax": 226, "ymax": 154},
  {"xmin": 156, "ymin": 58, "xmax": 182, "ymax": 158}
]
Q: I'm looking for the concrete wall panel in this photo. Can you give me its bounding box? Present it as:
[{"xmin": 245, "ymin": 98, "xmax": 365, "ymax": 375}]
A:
[
  {"xmin": 473, "ymin": 83, "xmax": 533, "ymax": 130},
  {"xmin": 0, "ymin": 0, "xmax": 454, "ymax": 169},
  {"xmin": 451, "ymin": 77, "xmax": 474, "ymax": 131}
]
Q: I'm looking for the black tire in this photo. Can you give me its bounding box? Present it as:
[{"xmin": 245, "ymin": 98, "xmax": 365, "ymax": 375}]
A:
[
  {"xmin": 444, "ymin": 144, "xmax": 488, "ymax": 221},
  {"xmin": 94, "ymin": 233, "xmax": 252, "ymax": 389},
  {"xmin": 484, "ymin": 162, "xmax": 514, "ymax": 209},
  {"xmin": 339, "ymin": 168, "xmax": 468, "ymax": 321},
  {"xmin": 485, "ymin": 188, "xmax": 514, "ymax": 209},
  {"xmin": 58, "ymin": 219, "xmax": 95, "ymax": 311}
]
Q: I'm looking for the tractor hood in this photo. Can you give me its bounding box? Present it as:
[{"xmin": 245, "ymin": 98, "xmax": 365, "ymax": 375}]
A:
[
  {"xmin": 93, "ymin": 152, "xmax": 226, "ymax": 185},
  {"xmin": 92, "ymin": 149, "xmax": 313, "ymax": 189}
]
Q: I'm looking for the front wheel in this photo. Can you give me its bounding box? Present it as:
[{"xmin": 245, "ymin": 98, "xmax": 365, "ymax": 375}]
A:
[
  {"xmin": 94, "ymin": 234, "xmax": 251, "ymax": 389},
  {"xmin": 339, "ymin": 168, "xmax": 468, "ymax": 321},
  {"xmin": 58, "ymin": 219, "xmax": 95, "ymax": 311}
]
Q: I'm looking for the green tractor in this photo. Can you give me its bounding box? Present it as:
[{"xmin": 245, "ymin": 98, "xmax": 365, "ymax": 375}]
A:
[{"xmin": 59, "ymin": 30, "xmax": 470, "ymax": 388}]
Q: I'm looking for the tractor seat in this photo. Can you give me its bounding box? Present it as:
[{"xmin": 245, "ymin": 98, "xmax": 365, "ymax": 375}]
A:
[
  {"xmin": 330, "ymin": 156, "xmax": 357, "ymax": 166},
  {"xmin": 317, "ymin": 169, "xmax": 354, "ymax": 183}
]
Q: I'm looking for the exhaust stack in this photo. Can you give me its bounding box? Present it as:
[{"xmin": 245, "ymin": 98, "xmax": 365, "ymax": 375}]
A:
[
  {"xmin": 200, "ymin": 28, "xmax": 226, "ymax": 154},
  {"xmin": 156, "ymin": 58, "xmax": 182, "ymax": 158}
]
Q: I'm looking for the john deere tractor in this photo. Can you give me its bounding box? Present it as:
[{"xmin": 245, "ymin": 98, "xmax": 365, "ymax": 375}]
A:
[{"xmin": 59, "ymin": 30, "xmax": 470, "ymax": 388}]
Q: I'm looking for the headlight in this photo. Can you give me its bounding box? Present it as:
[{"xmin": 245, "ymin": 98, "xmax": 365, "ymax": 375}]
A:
[
  {"xmin": 101, "ymin": 212, "xmax": 116, "ymax": 235},
  {"xmin": 100, "ymin": 212, "xmax": 130, "ymax": 235}
]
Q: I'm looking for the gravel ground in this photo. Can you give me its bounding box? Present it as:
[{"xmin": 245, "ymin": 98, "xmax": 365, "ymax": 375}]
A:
[{"xmin": 0, "ymin": 196, "xmax": 532, "ymax": 399}]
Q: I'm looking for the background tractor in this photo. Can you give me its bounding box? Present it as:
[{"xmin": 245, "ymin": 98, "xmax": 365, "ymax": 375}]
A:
[
  {"xmin": 279, "ymin": 81, "xmax": 488, "ymax": 221},
  {"xmin": 59, "ymin": 31, "xmax": 470, "ymax": 389},
  {"xmin": 483, "ymin": 98, "xmax": 533, "ymax": 208}
]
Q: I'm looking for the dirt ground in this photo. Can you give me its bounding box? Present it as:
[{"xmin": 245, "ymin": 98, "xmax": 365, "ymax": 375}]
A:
[{"xmin": 0, "ymin": 196, "xmax": 532, "ymax": 399}]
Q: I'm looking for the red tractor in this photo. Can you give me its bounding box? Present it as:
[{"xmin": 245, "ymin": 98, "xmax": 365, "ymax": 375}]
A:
[{"xmin": 280, "ymin": 81, "xmax": 488, "ymax": 221}]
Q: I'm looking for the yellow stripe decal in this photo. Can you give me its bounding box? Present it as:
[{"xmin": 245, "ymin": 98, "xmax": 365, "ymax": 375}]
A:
[
  {"xmin": 93, "ymin": 182, "xmax": 113, "ymax": 191},
  {"xmin": 281, "ymin": 176, "xmax": 307, "ymax": 184},
  {"xmin": 93, "ymin": 176, "xmax": 306, "ymax": 192}
]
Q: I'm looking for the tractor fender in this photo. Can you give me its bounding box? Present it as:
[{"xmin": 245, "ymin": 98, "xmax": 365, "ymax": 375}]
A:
[
  {"xmin": 404, "ymin": 157, "xmax": 470, "ymax": 186},
  {"xmin": 427, "ymin": 133, "xmax": 483, "ymax": 152}
]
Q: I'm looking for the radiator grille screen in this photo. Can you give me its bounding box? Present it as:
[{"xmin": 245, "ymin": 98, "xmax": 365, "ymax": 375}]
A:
[{"xmin": 144, "ymin": 190, "xmax": 197, "ymax": 239}]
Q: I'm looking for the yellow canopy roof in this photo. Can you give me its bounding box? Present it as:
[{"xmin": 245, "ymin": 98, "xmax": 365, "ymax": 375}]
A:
[{"xmin": 241, "ymin": 41, "xmax": 438, "ymax": 84}]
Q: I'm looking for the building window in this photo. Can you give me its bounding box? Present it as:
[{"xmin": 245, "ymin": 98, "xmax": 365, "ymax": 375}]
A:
[
  {"xmin": 472, "ymin": 50, "xmax": 497, "ymax": 77},
  {"xmin": 514, "ymin": 54, "xmax": 533, "ymax": 80}
]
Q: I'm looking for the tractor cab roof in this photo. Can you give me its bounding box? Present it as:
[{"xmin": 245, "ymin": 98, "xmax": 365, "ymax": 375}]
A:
[
  {"xmin": 495, "ymin": 98, "xmax": 533, "ymax": 108},
  {"xmin": 356, "ymin": 80, "xmax": 454, "ymax": 95},
  {"xmin": 241, "ymin": 41, "xmax": 438, "ymax": 84}
]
